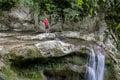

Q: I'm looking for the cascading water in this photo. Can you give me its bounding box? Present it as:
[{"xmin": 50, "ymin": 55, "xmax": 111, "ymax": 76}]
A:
[
  {"xmin": 87, "ymin": 49, "xmax": 96, "ymax": 80},
  {"xmin": 96, "ymin": 49, "xmax": 105, "ymax": 80},
  {"xmin": 86, "ymin": 48, "xmax": 105, "ymax": 80}
]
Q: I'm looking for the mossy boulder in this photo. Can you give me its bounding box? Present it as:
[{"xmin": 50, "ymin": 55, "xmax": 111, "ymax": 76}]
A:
[{"xmin": 4, "ymin": 46, "xmax": 42, "ymax": 61}]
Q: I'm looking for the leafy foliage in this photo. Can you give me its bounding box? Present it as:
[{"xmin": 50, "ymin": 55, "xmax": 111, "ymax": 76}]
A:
[
  {"xmin": 0, "ymin": 0, "xmax": 108, "ymax": 21},
  {"xmin": 116, "ymin": 23, "xmax": 120, "ymax": 31},
  {"xmin": 77, "ymin": 0, "xmax": 83, "ymax": 6},
  {"xmin": 103, "ymin": 0, "xmax": 106, "ymax": 2},
  {"xmin": 104, "ymin": 0, "xmax": 120, "ymax": 49},
  {"xmin": 0, "ymin": 0, "xmax": 17, "ymax": 11}
]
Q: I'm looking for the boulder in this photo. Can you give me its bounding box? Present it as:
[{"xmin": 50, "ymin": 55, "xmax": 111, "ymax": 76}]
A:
[
  {"xmin": 35, "ymin": 40, "xmax": 75, "ymax": 56},
  {"xmin": 4, "ymin": 46, "xmax": 42, "ymax": 60}
]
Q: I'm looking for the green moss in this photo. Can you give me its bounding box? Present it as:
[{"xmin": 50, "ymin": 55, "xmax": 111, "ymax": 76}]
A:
[
  {"xmin": 73, "ymin": 56, "xmax": 86, "ymax": 65},
  {"xmin": 26, "ymin": 46, "xmax": 42, "ymax": 58},
  {"xmin": 4, "ymin": 46, "xmax": 42, "ymax": 61},
  {"xmin": 3, "ymin": 51, "xmax": 87, "ymax": 80},
  {"xmin": 105, "ymin": 57, "xmax": 111, "ymax": 66},
  {"xmin": 10, "ymin": 47, "xmax": 21, "ymax": 55},
  {"xmin": 116, "ymin": 54, "xmax": 120, "ymax": 59},
  {"xmin": 17, "ymin": 70, "xmax": 46, "ymax": 80},
  {"xmin": 44, "ymin": 70, "xmax": 85, "ymax": 80},
  {"xmin": 105, "ymin": 65, "xmax": 116, "ymax": 80},
  {"xmin": 1, "ymin": 65, "xmax": 46, "ymax": 80},
  {"xmin": 116, "ymin": 23, "xmax": 120, "ymax": 31},
  {"xmin": 1, "ymin": 65, "xmax": 18, "ymax": 80},
  {"xmin": 105, "ymin": 57, "xmax": 116, "ymax": 80},
  {"xmin": 79, "ymin": 48, "xmax": 89, "ymax": 54},
  {"xmin": 53, "ymin": 49, "xmax": 64, "ymax": 56},
  {"xmin": 3, "ymin": 53, "xmax": 16, "ymax": 62}
]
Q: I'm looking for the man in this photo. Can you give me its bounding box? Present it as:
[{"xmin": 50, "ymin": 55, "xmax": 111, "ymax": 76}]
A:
[{"xmin": 43, "ymin": 18, "xmax": 50, "ymax": 33}]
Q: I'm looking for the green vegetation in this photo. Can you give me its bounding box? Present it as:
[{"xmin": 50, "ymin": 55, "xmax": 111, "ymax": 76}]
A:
[
  {"xmin": 0, "ymin": 0, "xmax": 107, "ymax": 20},
  {"xmin": 0, "ymin": 0, "xmax": 118, "ymax": 24},
  {"xmin": 0, "ymin": 0, "xmax": 18, "ymax": 12},
  {"xmin": 105, "ymin": 61, "xmax": 116, "ymax": 80},
  {"xmin": 44, "ymin": 70, "xmax": 84, "ymax": 80},
  {"xmin": 1, "ymin": 66, "xmax": 17, "ymax": 80},
  {"xmin": 1, "ymin": 65, "xmax": 46, "ymax": 80},
  {"xmin": 105, "ymin": 57, "xmax": 115, "ymax": 80},
  {"xmin": 2, "ymin": 51, "xmax": 87, "ymax": 80},
  {"xmin": 104, "ymin": 0, "xmax": 120, "ymax": 50},
  {"xmin": 106, "ymin": 65, "xmax": 116, "ymax": 80},
  {"xmin": 73, "ymin": 56, "xmax": 86, "ymax": 65}
]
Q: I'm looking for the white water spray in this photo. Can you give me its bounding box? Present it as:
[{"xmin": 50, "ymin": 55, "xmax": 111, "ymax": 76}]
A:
[
  {"xmin": 87, "ymin": 49, "xmax": 96, "ymax": 80},
  {"xmin": 87, "ymin": 48, "xmax": 105, "ymax": 80},
  {"xmin": 96, "ymin": 49, "xmax": 105, "ymax": 80}
]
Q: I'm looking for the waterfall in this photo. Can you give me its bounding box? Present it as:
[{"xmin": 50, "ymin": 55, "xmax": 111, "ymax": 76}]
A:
[
  {"xmin": 96, "ymin": 49, "xmax": 105, "ymax": 80},
  {"xmin": 87, "ymin": 49, "xmax": 96, "ymax": 80},
  {"xmin": 87, "ymin": 48, "xmax": 105, "ymax": 80}
]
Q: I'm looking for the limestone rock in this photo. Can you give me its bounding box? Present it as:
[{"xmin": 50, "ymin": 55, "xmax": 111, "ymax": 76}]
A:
[
  {"xmin": 5, "ymin": 46, "xmax": 42, "ymax": 60},
  {"xmin": 60, "ymin": 31, "xmax": 95, "ymax": 41},
  {"xmin": 0, "ymin": 72, "xmax": 5, "ymax": 80},
  {"xmin": 0, "ymin": 33, "xmax": 20, "ymax": 38},
  {"xmin": 15, "ymin": 33, "xmax": 56, "ymax": 40},
  {"xmin": 35, "ymin": 40, "xmax": 75, "ymax": 56},
  {"xmin": 0, "ymin": 60, "xmax": 5, "ymax": 70}
]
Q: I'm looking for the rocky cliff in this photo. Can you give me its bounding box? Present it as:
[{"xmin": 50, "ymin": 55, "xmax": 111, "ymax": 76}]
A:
[{"xmin": 0, "ymin": 2, "xmax": 119, "ymax": 80}]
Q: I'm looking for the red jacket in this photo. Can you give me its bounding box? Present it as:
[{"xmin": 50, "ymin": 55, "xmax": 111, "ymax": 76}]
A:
[{"xmin": 44, "ymin": 19, "xmax": 49, "ymax": 26}]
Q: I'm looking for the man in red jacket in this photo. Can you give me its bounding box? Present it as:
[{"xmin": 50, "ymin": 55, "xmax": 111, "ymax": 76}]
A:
[{"xmin": 43, "ymin": 18, "xmax": 50, "ymax": 33}]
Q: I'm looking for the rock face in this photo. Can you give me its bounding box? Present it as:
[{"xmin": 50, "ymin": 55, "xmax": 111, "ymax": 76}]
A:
[
  {"xmin": 0, "ymin": 4, "xmax": 117, "ymax": 53},
  {"xmin": 0, "ymin": 3, "xmax": 117, "ymax": 51},
  {"xmin": 15, "ymin": 33, "xmax": 56, "ymax": 40},
  {"xmin": 0, "ymin": 4, "xmax": 35, "ymax": 31},
  {"xmin": 35, "ymin": 40, "xmax": 75, "ymax": 56},
  {"xmin": 0, "ymin": 32, "xmax": 87, "ymax": 59},
  {"xmin": 0, "ymin": 31, "xmax": 117, "ymax": 80},
  {"xmin": 0, "ymin": 4, "xmax": 108, "ymax": 34},
  {"xmin": 0, "ymin": 32, "xmax": 88, "ymax": 79}
]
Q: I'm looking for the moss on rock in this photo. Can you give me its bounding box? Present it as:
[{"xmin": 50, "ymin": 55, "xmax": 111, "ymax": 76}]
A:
[
  {"xmin": 3, "ymin": 46, "xmax": 42, "ymax": 62},
  {"xmin": 105, "ymin": 56, "xmax": 116, "ymax": 80}
]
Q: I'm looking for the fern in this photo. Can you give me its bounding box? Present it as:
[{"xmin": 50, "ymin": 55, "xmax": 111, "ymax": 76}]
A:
[
  {"xmin": 116, "ymin": 23, "xmax": 120, "ymax": 31},
  {"xmin": 77, "ymin": 0, "xmax": 83, "ymax": 6},
  {"xmin": 103, "ymin": 0, "xmax": 106, "ymax": 2},
  {"xmin": 45, "ymin": 3, "xmax": 51, "ymax": 11},
  {"xmin": 89, "ymin": 8, "xmax": 93, "ymax": 15}
]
